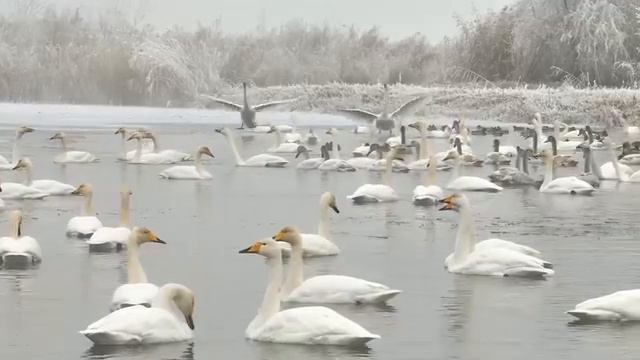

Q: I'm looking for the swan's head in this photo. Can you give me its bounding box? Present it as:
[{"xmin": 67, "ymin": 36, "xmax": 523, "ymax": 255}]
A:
[
  {"xmin": 71, "ymin": 183, "xmax": 93, "ymax": 196},
  {"xmin": 127, "ymin": 130, "xmax": 153, "ymax": 141},
  {"xmin": 544, "ymin": 135, "xmax": 556, "ymax": 144},
  {"xmin": 239, "ymin": 238, "xmax": 280, "ymax": 258},
  {"xmin": 320, "ymin": 192, "xmax": 339, "ymax": 213},
  {"xmin": 438, "ymin": 194, "xmax": 468, "ymax": 212},
  {"xmin": 12, "ymin": 157, "xmax": 33, "ymax": 171},
  {"xmin": 214, "ymin": 128, "xmax": 231, "ymax": 136},
  {"xmin": 18, "ymin": 126, "xmax": 34, "ymax": 135},
  {"xmin": 115, "ymin": 127, "xmax": 126, "ymax": 135},
  {"xmin": 131, "ymin": 226, "xmax": 166, "ymax": 245},
  {"xmin": 272, "ymin": 226, "xmax": 301, "ymax": 245},
  {"xmin": 198, "ymin": 146, "xmax": 215, "ymax": 158},
  {"xmin": 408, "ymin": 121, "xmax": 424, "ymax": 131},
  {"xmin": 49, "ymin": 132, "xmax": 65, "ymax": 141},
  {"xmin": 295, "ymin": 145, "xmax": 309, "ymax": 159},
  {"xmin": 165, "ymin": 284, "xmax": 195, "ymax": 330}
]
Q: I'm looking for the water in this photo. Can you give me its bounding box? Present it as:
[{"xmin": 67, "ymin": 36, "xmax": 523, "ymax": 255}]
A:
[{"xmin": 0, "ymin": 103, "xmax": 638, "ymax": 360}]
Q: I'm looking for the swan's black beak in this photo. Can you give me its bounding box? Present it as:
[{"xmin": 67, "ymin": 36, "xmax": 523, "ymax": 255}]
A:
[
  {"xmin": 330, "ymin": 204, "xmax": 340, "ymax": 214},
  {"xmin": 185, "ymin": 314, "xmax": 195, "ymax": 330},
  {"xmin": 214, "ymin": 128, "xmax": 223, "ymax": 134}
]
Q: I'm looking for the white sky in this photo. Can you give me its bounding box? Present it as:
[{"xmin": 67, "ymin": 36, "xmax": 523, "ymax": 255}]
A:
[{"xmin": 10, "ymin": 0, "xmax": 516, "ymax": 41}]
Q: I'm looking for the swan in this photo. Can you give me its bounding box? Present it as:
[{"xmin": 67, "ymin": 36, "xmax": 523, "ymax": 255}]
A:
[
  {"xmin": 354, "ymin": 125, "xmax": 370, "ymax": 134},
  {"xmin": 126, "ymin": 132, "xmax": 182, "ymax": 165},
  {"xmin": 539, "ymin": 150, "xmax": 594, "ymax": 195},
  {"xmin": 366, "ymin": 143, "xmax": 410, "ymax": 173},
  {"xmin": 50, "ymin": 132, "xmax": 98, "ymax": 163},
  {"xmin": 0, "ymin": 210, "xmax": 41, "ymax": 267},
  {"xmin": 413, "ymin": 154, "xmax": 444, "ymax": 205},
  {"xmin": 0, "ymin": 171, "xmax": 48, "ymax": 200},
  {"xmin": 450, "ymin": 138, "xmax": 482, "ymax": 166},
  {"xmin": 12, "ymin": 158, "xmax": 76, "ymax": 195},
  {"xmin": 619, "ymin": 142, "xmax": 640, "ymax": 165},
  {"xmin": 407, "ymin": 122, "xmax": 452, "ymax": 171},
  {"xmin": 339, "ymin": 84, "xmax": 426, "ymax": 133},
  {"xmin": 576, "ymin": 145, "xmax": 601, "ymax": 188},
  {"xmin": 238, "ymin": 238, "xmax": 379, "ymax": 346},
  {"xmin": 346, "ymin": 152, "xmax": 377, "ymax": 169},
  {"xmin": 115, "ymin": 128, "xmax": 153, "ymax": 161},
  {"xmin": 67, "ymin": 183, "xmax": 103, "ymax": 237},
  {"xmin": 599, "ymin": 141, "xmax": 633, "ymax": 180},
  {"xmin": 439, "ymin": 194, "xmax": 554, "ymax": 278},
  {"xmin": 567, "ymin": 290, "xmax": 640, "ymax": 322},
  {"xmin": 426, "ymin": 125, "xmax": 452, "ymax": 139},
  {"xmin": 110, "ymin": 227, "xmax": 167, "ymax": 311},
  {"xmin": 138, "ymin": 132, "xmax": 192, "ymax": 162},
  {"xmin": 279, "ymin": 192, "xmax": 340, "ymax": 257},
  {"xmin": 267, "ymin": 126, "xmax": 300, "ymax": 153},
  {"xmin": 318, "ymin": 142, "xmax": 356, "ymax": 172},
  {"xmin": 489, "ymin": 147, "xmax": 538, "ymax": 187},
  {"xmin": 87, "ymin": 187, "xmax": 132, "ymax": 252},
  {"xmin": 0, "ymin": 126, "xmax": 34, "ymax": 170},
  {"xmin": 351, "ymin": 143, "xmax": 371, "ymax": 157},
  {"xmin": 274, "ymin": 226, "xmax": 400, "ymax": 304},
  {"xmin": 484, "ymin": 139, "xmax": 512, "ymax": 165},
  {"xmin": 302, "ymin": 129, "xmax": 318, "ymax": 145},
  {"xmin": 443, "ymin": 151, "xmax": 503, "ymax": 192},
  {"xmin": 159, "ymin": 146, "xmax": 214, "ymax": 180},
  {"xmin": 544, "ymin": 136, "xmax": 578, "ymax": 166},
  {"xmin": 295, "ymin": 145, "xmax": 325, "ymax": 170},
  {"xmin": 215, "ymin": 128, "xmax": 288, "ymax": 167},
  {"xmin": 347, "ymin": 146, "xmax": 400, "ymax": 203},
  {"xmin": 81, "ymin": 283, "xmax": 194, "ymax": 345},
  {"xmin": 200, "ymin": 82, "xmax": 297, "ymax": 129}
]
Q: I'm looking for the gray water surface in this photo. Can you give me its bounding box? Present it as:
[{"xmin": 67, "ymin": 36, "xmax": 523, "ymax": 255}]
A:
[{"xmin": 0, "ymin": 104, "xmax": 638, "ymax": 360}]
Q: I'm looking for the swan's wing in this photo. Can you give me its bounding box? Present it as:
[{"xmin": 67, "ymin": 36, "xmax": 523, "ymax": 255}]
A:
[
  {"xmin": 111, "ymin": 283, "xmax": 159, "ymax": 310},
  {"xmin": 255, "ymin": 306, "xmax": 379, "ymax": 345},
  {"xmin": 198, "ymin": 95, "xmax": 242, "ymax": 111},
  {"xmin": 476, "ymin": 239, "xmax": 541, "ymax": 257},
  {"xmin": 88, "ymin": 227, "xmax": 130, "ymax": 246},
  {"xmin": 390, "ymin": 95, "xmax": 428, "ymax": 119},
  {"xmin": 457, "ymin": 248, "xmax": 553, "ymax": 277},
  {"xmin": 337, "ymin": 109, "xmax": 378, "ymax": 122},
  {"xmin": 288, "ymin": 275, "xmax": 397, "ymax": 304},
  {"xmin": 299, "ymin": 234, "xmax": 340, "ymax": 256},
  {"xmin": 253, "ymin": 98, "xmax": 297, "ymax": 111}
]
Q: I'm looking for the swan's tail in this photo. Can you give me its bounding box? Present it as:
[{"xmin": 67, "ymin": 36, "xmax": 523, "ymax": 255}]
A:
[
  {"xmin": 265, "ymin": 162, "xmax": 288, "ymax": 168},
  {"xmin": 355, "ymin": 290, "xmax": 402, "ymax": 304},
  {"xmin": 158, "ymin": 172, "xmax": 169, "ymax": 179},
  {"xmin": 504, "ymin": 267, "xmax": 554, "ymax": 278},
  {"xmin": 566, "ymin": 309, "xmax": 621, "ymax": 322},
  {"xmin": 2, "ymin": 253, "xmax": 34, "ymax": 269},
  {"xmin": 80, "ymin": 330, "xmax": 140, "ymax": 345},
  {"xmin": 412, "ymin": 196, "xmax": 438, "ymax": 206},
  {"xmin": 347, "ymin": 195, "xmax": 379, "ymax": 204},
  {"xmin": 320, "ymin": 333, "xmax": 380, "ymax": 346}
]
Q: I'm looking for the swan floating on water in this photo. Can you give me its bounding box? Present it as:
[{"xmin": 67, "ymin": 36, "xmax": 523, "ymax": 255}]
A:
[
  {"xmin": 443, "ymin": 151, "xmax": 503, "ymax": 192},
  {"xmin": 239, "ymin": 238, "xmax": 380, "ymax": 345},
  {"xmin": 539, "ymin": 150, "xmax": 594, "ymax": 195},
  {"xmin": 50, "ymin": 132, "xmax": 98, "ymax": 163},
  {"xmin": 87, "ymin": 187, "xmax": 132, "ymax": 251},
  {"xmin": 159, "ymin": 146, "xmax": 214, "ymax": 180},
  {"xmin": 275, "ymin": 226, "xmax": 400, "ymax": 304},
  {"xmin": 567, "ymin": 290, "xmax": 640, "ymax": 322},
  {"xmin": 0, "ymin": 126, "xmax": 33, "ymax": 170},
  {"xmin": 0, "ymin": 210, "xmax": 41, "ymax": 268},
  {"xmin": 348, "ymin": 145, "xmax": 400, "ymax": 203},
  {"xmin": 215, "ymin": 128, "xmax": 288, "ymax": 167},
  {"xmin": 13, "ymin": 158, "xmax": 76, "ymax": 195},
  {"xmin": 81, "ymin": 282, "xmax": 194, "ymax": 345},
  {"xmin": 115, "ymin": 128, "xmax": 153, "ymax": 161},
  {"xmin": 295, "ymin": 145, "xmax": 325, "ymax": 170},
  {"xmin": 413, "ymin": 154, "xmax": 444, "ymax": 205},
  {"xmin": 110, "ymin": 227, "xmax": 166, "ymax": 311},
  {"xmin": 67, "ymin": 183, "xmax": 103, "ymax": 237}
]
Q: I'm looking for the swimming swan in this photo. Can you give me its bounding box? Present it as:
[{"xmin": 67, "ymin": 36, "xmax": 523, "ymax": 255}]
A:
[
  {"xmin": 413, "ymin": 154, "xmax": 444, "ymax": 205},
  {"xmin": 0, "ymin": 210, "xmax": 41, "ymax": 267},
  {"xmin": 110, "ymin": 227, "xmax": 166, "ymax": 311},
  {"xmin": 0, "ymin": 168, "xmax": 48, "ymax": 200},
  {"xmin": 115, "ymin": 128, "xmax": 153, "ymax": 161},
  {"xmin": 126, "ymin": 132, "xmax": 182, "ymax": 164},
  {"xmin": 267, "ymin": 126, "xmax": 300, "ymax": 153},
  {"xmin": 159, "ymin": 146, "xmax": 214, "ymax": 180},
  {"xmin": 295, "ymin": 145, "xmax": 325, "ymax": 170},
  {"xmin": 567, "ymin": 290, "xmax": 640, "ymax": 322},
  {"xmin": 67, "ymin": 183, "xmax": 103, "ymax": 237},
  {"xmin": 0, "ymin": 126, "xmax": 34, "ymax": 170},
  {"xmin": 539, "ymin": 150, "xmax": 594, "ymax": 195},
  {"xmin": 443, "ymin": 151, "xmax": 503, "ymax": 192},
  {"xmin": 215, "ymin": 128, "xmax": 288, "ymax": 167},
  {"xmin": 81, "ymin": 282, "xmax": 194, "ymax": 345},
  {"xmin": 50, "ymin": 132, "xmax": 98, "ymax": 163},
  {"xmin": 275, "ymin": 226, "xmax": 400, "ymax": 304},
  {"xmin": 439, "ymin": 194, "xmax": 554, "ymax": 278},
  {"xmin": 87, "ymin": 187, "xmax": 132, "ymax": 251},
  {"xmin": 239, "ymin": 238, "xmax": 380, "ymax": 345},
  {"xmin": 13, "ymin": 158, "xmax": 76, "ymax": 195},
  {"xmin": 347, "ymin": 146, "xmax": 400, "ymax": 203}
]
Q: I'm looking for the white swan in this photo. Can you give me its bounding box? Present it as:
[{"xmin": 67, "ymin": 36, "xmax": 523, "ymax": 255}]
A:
[
  {"xmin": 159, "ymin": 146, "xmax": 214, "ymax": 180},
  {"xmin": 489, "ymin": 147, "xmax": 538, "ymax": 187},
  {"xmin": 110, "ymin": 227, "xmax": 166, "ymax": 310},
  {"xmin": 126, "ymin": 132, "xmax": 180, "ymax": 165},
  {"xmin": 50, "ymin": 132, "xmax": 98, "ymax": 163},
  {"xmin": 544, "ymin": 135, "xmax": 578, "ymax": 167},
  {"xmin": 0, "ymin": 210, "xmax": 41, "ymax": 267},
  {"xmin": 439, "ymin": 194, "xmax": 554, "ymax": 278},
  {"xmin": 239, "ymin": 238, "xmax": 380, "ymax": 346},
  {"xmin": 115, "ymin": 128, "xmax": 153, "ymax": 161},
  {"xmin": 599, "ymin": 141, "xmax": 634, "ymax": 180},
  {"xmin": 0, "ymin": 126, "xmax": 33, "ymax": 170},
  {"xmin": 567, "ymin": 290, "xmax": 640, "ymax": 321},
  {"xmin": 413, "ymin": 155, "xmax": 444, "ymax": 205},
  {"xmin": 279, "ymin": 192, "xmax": 340, "ymax": 257},
  {"xmin": 67, "ymin": 183, "xmax": 103, "ymax": 237},
  {"xmin": 0, "ymin": 170, "xmax": 48, "ymax": 200},
  {"xmin": 348, "ymin": 146, "xmax": 400, "ymax": 203},
  {"xmin": 215, "ymin": 128, "xmax": 288, "ymax": 167},
  {"xmin": 275, "ymin": 226, "xmax": 400, "ymax": 304},
  {"xmin": 484, "ymin": 139, "xmax": 513, "ymax": 165},
  {"xmin": 318, "ymin": 142, "xmax": 356, "ymax": 172},
  {"xmin": 87, "ymin": 187, "xmax": 132, "ymax": 251},
  {"xmin": 143, "ymin": 132, "xmax": 193, "ymax": 162},
  {"xmin": 81, "ymin": 283, "xmax": 194, "ymax": 345},
  {"xmin": 539, "ymin": 150, "xmax": 594, "ymax": 195},
  {"xmin": 443, "ymin": 151, "xmax": 503, "ymax": 192},
  {"xmin": 267, "ymin": 126, "xmax": 299, "ymax": 153},
  {"xmin": 13, "ymin": 158, "xmax": 76, "ymax": 195},
  {"xmin": 295, "ymin": 145, "xmax": 325, "ymax": 170}
]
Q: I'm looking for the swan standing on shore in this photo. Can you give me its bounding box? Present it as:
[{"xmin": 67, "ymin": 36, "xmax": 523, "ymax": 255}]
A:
[
  {"xmin": 81, "ymin": 283, "xmax": 194, "ymax": 345},
  {"xmin": 67, "ymin": 183, "xmax": 103, "ymax": 237},
  {"xmin": 201, "ymin": 82, "xmax": 297, "ymax": 129},
  {"xmin": 110, "ymin": 227, "xmax": 166, "ymax": 311},
  {"xmin": 13, "ymin": 158, "xmax": 76, "ymax": 195},
  {"xmin": 0, "ymin": 210, "xmax": 41, "ymax": 267},
  {"xmin": 87, "ymin": 187, "xmax": 132, "ymax": 251},
  {"xmin": 239, "ymin": 238, "xmax": 380, "ymax": 345},
  {"xmin": 159, "ymin": 146, "xmax": 214, "ymax": 180},
  {"xmin": 439, "ymin": 194, "xmax": 554, "ymax": 278},
  {"xmin": 50, "ymin": 132, "xmax": 98, "ymax": 163},
  {"xmin": 0, "ymin": 126, "xmax": 34, "ymax": 170},
  {"xmin": 215, "ymin": 128, "xmax": 288, "ymax": 167}
]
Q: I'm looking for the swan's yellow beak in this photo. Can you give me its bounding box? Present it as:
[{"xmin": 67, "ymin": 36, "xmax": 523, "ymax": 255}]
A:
[
  {"xmin": 438, "ymin": 195, "xmax": 456, "ymax": 211},
  {"xmin": 272, "ymin": 231, "xmax": 285, "ymax": 242},
  {"xmin": 239, "ymin": 242, "xmax": 262, "ymax": 254},
  {"xmin": 148, "ymin": 231, "xmax": 166, "ymax": 244}
]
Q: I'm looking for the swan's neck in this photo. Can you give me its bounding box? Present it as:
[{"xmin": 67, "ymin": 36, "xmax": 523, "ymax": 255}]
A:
[
  {"xmin": 591, "ymin": 149, "xmax": 603, "ymax": 179},
  {"xmin": 553, "ymin": 120, "xmax": 560, "ymax": 140},
  {"xmin": 318, "ymin": 204, "xmax": 331, "ymax": 239},
  {"xmin": 383, "ymin": 152, "xmax": 393, "ymax": 186},
  {"xmin": 151, "ymin": 285, "xmax": 177, "ymax": 312},
  {"xmin": 542, "ymin": 158, "xmax": 554, "ymax": 189},
  {"xmin": 255, "ymin": 255, "xmax": 282, "ymax": 327},
  {"xmin": 452, "ymin": 205, "xmax": 476, "ymax": 265},
  {"xmin": 59, "ymin": 137, "xmax": 68, "ymax": 151},
  {"xmin": 120, "ymin": 133, "xmax": 127, "ymax": 159},
  {"xmin": 119, "ymin": 194, "xmax": 130, "ymax": 227},
  {"xmin": 451, "ymin": 156, "xmax": 460, "ymax": 180},
  {"xmin": 515, "ymin": 150, "xmax": 522, "ymax": 171},
  {"xmin": 194, "ymin": 151, "xmax": 204, "ymax": 174},
  {"xmin": 82, "ymin": 192, "xmax": 93, "ymax": 216},
  {"xmin": 333, "ymin": 143, "xmax": 341, "ymax": 160},
  {"xmin": 425, "ymin": 156, "xmax": 436, "ymax": 186},
  {"xmin": 532, "ymin": 131, "xmax": 538, "ymax": 153},
  {"xmin": 134, "ymin": 139, "xmax": 143, "ymax": 162},
  {"xmin": 272, "ymin": 129, "xmax": 283, "ymax": 147},
  {"xmin": 609, "ymin": 145, "xmax": 624, "ymax": 180},
  {"xmin": 9, "ymin": 215, "xmax": 20, "ymax": 239},
  {"xmin": 522, "ymin": 153, "xmax": 530, "ymax": 174},
  {"xmin": 551, "ymin": 138, "xmax": 558, "ymax": 156},
  {"xmin": 493, "ymin": 141, "xmax": 499, "ymax": 153},
  {"xmin": 150, "ymin": 136, "xmax": 159, "ymax": 151},
  {"xmin": 12, "ymin": 132, "xmax": 23, "ymax": 164},
  {"xmin": 243, "ymin": 84, "xmax": 249, "ymax": 108},
  {"xmin": 282, "ymin": 236, "xmax": 304, "ymax": 296},
  {"xmin": 583, "ymin": 150, "xmax": 591, "ymax": 173},
  {"xmin": 127, "ymin": 239, "xmax": 148, "ymax": 283},
  {"xmin": 225, "ymin": 133, "xmax": 246, "ymax": 166},
  {"xmin": 23, "ymin": 165, "xmax": 33, "ymax": 185}
]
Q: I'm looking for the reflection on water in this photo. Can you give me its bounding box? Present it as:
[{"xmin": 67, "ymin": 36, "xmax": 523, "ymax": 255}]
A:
[
  {"xmin": 249, "ymin": 340, "xmax": 372, "ymax": 360},
  {"xmin": 83, "ymin": 342, "xmax": 195, "ymax": 360}
]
